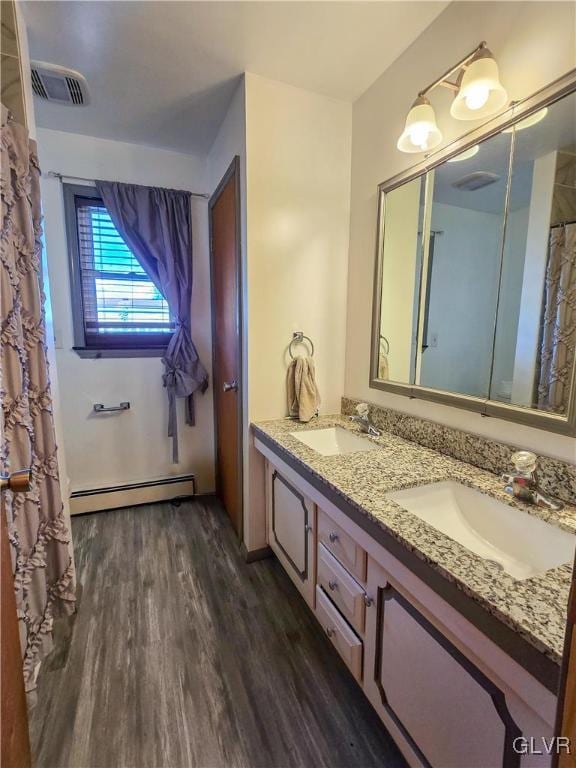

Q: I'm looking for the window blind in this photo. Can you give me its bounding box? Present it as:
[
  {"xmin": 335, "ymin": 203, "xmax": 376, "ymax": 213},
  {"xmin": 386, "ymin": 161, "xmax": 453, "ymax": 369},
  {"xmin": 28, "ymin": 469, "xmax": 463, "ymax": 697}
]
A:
[{"xmin": 75, "ymin": 199, "xmax": 174, "ymax": 348}]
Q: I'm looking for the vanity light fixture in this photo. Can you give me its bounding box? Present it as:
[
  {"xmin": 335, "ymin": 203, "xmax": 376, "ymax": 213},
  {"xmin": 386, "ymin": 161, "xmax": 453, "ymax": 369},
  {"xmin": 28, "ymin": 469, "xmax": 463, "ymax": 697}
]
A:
[
  {"xmin": 397, "ymin": 42, "xmax": 508, "ymax": 154},
  {"xmin": 397, "ymin": 96, "xmax": 443, "ymax": 153},
  {"xmin": 450, "ymin": 46, "xmax": 508, "ymax": 120}
]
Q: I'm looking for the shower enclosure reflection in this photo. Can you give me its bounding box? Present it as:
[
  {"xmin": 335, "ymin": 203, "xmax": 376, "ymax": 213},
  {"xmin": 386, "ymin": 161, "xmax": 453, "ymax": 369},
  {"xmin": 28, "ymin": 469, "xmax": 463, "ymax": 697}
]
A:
[{"xmin": 491, "ymin": 96, "xmax": 576, "ymax": 415}]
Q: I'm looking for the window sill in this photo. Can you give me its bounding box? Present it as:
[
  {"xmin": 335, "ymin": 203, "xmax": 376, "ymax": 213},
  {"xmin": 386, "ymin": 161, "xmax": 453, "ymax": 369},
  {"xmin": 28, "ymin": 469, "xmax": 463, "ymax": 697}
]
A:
[{"xmin": 73, "ymin": 347, "xmax": 167, "ymax": 359}]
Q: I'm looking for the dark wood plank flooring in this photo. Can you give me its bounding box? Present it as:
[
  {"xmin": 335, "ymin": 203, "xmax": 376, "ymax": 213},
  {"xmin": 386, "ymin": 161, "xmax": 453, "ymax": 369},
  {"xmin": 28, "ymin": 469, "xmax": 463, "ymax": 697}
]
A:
[{"xmin": 29, "ymin": 498, "xmax": 405, "ymax": 768}]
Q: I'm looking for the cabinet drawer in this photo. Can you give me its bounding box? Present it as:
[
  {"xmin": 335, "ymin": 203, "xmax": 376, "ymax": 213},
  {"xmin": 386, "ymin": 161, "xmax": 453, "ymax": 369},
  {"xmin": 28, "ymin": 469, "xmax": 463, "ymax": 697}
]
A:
[
  {"xmin": 317, "ymin": 543, "xmax": 366, "ymax": 634},
  {"xmin": 315, "ymin": 586, "xmax": 363, "ymax": 681},
  {"xmin": 318, "ymin": 508, "xmax": 366, "ymax": 582}
]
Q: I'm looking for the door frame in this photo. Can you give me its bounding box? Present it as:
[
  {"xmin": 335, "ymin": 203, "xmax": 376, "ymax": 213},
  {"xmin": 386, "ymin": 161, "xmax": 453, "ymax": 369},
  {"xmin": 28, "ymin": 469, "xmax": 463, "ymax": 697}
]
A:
[
  {"xmin": 208, "ymin": 155, "xmax": 244, "ymax": 540},
  {"xmin": 1, "ymin": 494, "xmax": 32, "ymax": 768},
  {"xmin": 554, "ymin": 551, "xmax": 576, "ymax": 768}
]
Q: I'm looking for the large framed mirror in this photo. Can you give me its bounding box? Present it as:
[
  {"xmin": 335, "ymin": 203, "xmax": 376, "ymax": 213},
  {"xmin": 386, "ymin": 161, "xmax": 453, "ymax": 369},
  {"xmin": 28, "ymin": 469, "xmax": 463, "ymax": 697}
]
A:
[{"xmin": 371, "ymin": 70, "xmax": 576, "ymax": 435}]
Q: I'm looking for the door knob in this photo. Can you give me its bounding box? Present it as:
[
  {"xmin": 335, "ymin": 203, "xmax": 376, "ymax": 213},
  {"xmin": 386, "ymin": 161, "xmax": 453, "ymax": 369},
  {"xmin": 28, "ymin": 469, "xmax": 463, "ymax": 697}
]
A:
[
  {"xmin": 223, "ymin": 380, "xmax": 238, "ymax": 392},
  {"xmin": 1, "ymin": 469, "xmax": 32, "ymax": 494}
]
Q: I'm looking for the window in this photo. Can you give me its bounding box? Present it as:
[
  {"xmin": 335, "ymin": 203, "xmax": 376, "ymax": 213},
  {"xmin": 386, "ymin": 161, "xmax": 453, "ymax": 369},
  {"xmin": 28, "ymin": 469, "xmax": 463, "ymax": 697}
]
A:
[{"xmin": 64, "ymin": 185, "xmax": 174, "ymax": 356}]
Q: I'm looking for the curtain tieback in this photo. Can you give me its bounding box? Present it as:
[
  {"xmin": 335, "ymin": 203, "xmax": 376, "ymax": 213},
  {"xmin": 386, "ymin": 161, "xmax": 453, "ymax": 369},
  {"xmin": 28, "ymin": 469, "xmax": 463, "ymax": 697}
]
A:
[{"xmin": 162, "ymin": 363, "xmax": 196, "ymax": 464}]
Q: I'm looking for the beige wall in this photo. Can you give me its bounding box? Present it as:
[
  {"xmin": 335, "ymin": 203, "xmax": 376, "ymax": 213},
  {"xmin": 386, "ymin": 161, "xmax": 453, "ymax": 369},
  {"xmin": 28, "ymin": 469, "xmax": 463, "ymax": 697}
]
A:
[
  {"xmin": 246, "ymin": 73, "xmax": 352, "ymax": 421},
  {"xmin": 1, "ymin": 0, "xmax": 26, "ymax": 127},
  {"xmin": 345, "ymin": 1, "xmax": 576, "ymax": 462},
  {"xmin": 243, "ymin": 73, "xmax": 352, "ymax": 549}
]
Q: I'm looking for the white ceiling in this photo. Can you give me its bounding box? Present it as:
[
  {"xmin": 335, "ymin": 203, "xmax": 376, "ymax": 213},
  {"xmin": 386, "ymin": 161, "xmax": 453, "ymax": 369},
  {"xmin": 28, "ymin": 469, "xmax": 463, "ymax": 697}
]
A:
[{"xmin": 22, "ymin": 1, "xmax": 448, "ymax": 155}]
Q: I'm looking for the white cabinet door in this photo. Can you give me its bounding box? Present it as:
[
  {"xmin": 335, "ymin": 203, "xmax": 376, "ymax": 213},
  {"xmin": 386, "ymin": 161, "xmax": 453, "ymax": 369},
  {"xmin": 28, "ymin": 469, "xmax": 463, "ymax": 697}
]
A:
[
  {"xmin": 266, "ymin": 464, "xmax": 315, "ymax": 607},
  {"xmin": 364, "ymin": 557, "xmax": 522, "ymax": 768}
]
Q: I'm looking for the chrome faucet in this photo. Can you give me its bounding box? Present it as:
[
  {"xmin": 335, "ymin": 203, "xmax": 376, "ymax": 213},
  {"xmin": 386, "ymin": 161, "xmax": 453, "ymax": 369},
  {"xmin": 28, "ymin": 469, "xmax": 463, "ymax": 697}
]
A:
[
  {"xmin": 501, "ymin": 451, "xmax": 564, "ymax": 511},
  {"xmin": 349, "ymin": 403, "xmax": 381, "ymax": 437}
]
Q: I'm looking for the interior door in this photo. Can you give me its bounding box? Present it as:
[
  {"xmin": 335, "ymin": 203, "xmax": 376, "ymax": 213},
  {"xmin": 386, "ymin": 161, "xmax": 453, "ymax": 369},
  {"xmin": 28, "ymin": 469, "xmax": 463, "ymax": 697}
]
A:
[
  {"xmin": 209, "ymin": 157, "xmax": 243, "ymax": 537},
  {"xmin": 1, "ymin": 469, "xmax": 32, "ymax": 768}
]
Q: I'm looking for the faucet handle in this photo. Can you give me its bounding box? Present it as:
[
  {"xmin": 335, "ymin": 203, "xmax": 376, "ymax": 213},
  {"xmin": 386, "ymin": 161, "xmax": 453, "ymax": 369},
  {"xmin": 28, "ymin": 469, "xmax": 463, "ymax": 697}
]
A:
[
  {"xmin": 355, "ymin": 402, "xmax": 369, "ymax": 417},
  {"xmin": 511, "ymin": 450, "xmax": 537, "ymax": 475}
]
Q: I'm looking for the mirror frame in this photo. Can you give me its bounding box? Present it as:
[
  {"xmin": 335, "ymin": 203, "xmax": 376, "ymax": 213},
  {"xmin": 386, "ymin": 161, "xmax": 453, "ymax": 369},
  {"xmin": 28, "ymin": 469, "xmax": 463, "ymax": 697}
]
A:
[{"xmin": 370, "ymin": 68, "xmax": 576, "ymax": 436}]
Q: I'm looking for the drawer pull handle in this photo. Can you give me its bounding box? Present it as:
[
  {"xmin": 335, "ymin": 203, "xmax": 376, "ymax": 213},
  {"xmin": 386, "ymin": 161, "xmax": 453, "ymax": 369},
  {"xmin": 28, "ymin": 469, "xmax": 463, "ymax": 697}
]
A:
[
  {"xmin": 328, "ymin": 580, "xmax": 338, "ymax": 591},
  {"xmin": 329, "ymin": 532, "xmax": 339, "ymax": 543},
  {"xmin": 364, "ymin": 594, "xmax": 374, "ymax": 607},
  {"xmin": 325, "ymin": 627, "xmax": 336, "ymax": 638}
]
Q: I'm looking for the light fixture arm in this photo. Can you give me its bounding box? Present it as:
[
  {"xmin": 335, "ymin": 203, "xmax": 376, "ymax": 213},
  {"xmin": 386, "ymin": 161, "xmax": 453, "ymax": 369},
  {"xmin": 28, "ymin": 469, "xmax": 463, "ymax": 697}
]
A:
[{"xmin": 418, "ymin": 41, "xmax": 487, "ymax": 98}]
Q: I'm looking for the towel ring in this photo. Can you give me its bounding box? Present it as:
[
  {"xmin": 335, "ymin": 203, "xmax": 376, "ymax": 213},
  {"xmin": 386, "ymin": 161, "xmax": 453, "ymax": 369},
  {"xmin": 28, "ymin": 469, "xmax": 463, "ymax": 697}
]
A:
[
  {"xmin": 380, "ymin": 334, "xmax": 390, "ymax": 355},
  {"xmin": 289, "ymin": 332, "xmax": 314, "ymax": 359}
]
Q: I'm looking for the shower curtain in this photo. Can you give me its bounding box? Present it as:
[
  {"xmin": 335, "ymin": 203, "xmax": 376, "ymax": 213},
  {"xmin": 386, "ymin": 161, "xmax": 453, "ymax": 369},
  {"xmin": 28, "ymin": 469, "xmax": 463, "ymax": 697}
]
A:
[
  {"xmin": 537, "ymin": 222, "xmax": 576, "ymax": 414},
  {"xmin": 1, "ymin": 105, "xmax": 76, "ymax": 692}
]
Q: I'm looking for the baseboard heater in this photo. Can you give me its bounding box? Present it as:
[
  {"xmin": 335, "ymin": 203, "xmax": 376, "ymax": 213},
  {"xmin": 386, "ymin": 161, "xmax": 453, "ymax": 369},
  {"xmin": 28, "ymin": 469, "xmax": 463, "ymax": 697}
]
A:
[{"xmin": 69, "ymin": 474, "xmax": 196, "ymax": 515}]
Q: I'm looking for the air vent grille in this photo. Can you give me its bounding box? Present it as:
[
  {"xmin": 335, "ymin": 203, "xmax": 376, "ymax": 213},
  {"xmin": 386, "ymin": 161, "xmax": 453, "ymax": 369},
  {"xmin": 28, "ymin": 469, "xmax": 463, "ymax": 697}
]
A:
[
  {"xmin": 452, "ymin": 172, "xmax": 501, "ymax": 191},
  {"xmin": 30, "ymin": 61, "xmax": 89, "ymax": 106},
  {"xmin": 31, "ymin": 69, "xmax": 47, "ymax": 99},
  {"xmin": 65, "ymin": 76, "xmax": 84, "ymax": 105}
]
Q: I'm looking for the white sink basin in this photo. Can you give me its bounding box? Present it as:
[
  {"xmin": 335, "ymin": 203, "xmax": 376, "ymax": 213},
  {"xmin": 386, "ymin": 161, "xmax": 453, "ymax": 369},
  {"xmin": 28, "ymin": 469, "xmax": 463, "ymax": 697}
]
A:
[
  {"xmin": 290, "ymin": 426, "xmax": 379, "ymax": 456},
  {"xmin": 386, "ymin": 481, "xmax": 575, "ymax": 580}
]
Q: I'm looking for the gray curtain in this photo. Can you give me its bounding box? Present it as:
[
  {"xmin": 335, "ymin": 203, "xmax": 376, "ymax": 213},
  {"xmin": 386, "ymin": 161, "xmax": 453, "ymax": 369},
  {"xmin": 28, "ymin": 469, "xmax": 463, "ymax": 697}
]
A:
[
  {"xmin": 537, "ymin": 223, "xmax": 576, "ymax": 414},
  {"xmin": 1, "ymin": 105, "xmax": 76, "ymax": 692},
  {"xmin": 95, "ymin": 181, "xmax": 208, "ymax": 462}
]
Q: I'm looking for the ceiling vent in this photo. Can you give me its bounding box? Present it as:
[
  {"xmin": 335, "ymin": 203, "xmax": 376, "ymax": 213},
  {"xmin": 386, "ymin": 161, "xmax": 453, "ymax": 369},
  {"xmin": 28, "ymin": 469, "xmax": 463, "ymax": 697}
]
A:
[
  {"xmin": 30, "ymin": 61, "xmax": 89, "ymax": 106},
  {"xmin": 452, "ymin": 172, "xmax": 501, "ymax": 191}
]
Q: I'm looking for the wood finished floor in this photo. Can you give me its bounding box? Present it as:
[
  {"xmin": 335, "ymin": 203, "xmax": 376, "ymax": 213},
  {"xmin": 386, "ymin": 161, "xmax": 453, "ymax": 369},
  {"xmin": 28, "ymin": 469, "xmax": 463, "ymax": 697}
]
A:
[{"xmin": 29, "ymin": 498, "xmax": 405, "ymax": 768}]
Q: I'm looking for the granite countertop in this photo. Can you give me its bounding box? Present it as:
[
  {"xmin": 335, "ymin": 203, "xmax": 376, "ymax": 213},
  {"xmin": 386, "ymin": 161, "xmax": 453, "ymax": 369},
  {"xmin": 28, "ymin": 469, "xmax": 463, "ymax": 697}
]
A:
[{"xmin": 252, "ymin": 414, "xmax": 576, "ymax": 666}]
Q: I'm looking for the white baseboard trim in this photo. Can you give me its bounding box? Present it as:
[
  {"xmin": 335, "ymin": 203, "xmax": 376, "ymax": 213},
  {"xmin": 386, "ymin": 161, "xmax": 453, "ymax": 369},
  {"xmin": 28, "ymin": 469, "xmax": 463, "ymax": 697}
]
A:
[{"xmin": 69, "ymin": 475, "xmax": 196, "ymax": 515}]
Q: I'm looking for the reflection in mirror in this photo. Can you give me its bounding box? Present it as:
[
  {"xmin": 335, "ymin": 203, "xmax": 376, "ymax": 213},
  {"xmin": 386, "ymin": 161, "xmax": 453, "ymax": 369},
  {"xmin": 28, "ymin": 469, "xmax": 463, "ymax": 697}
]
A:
[
  {"xmin": 373, "ymin": 78, "xmax": 576, "ymax": 432},
  {"xmin": 378, "ymin": 177, "xmax": 425, "ymax": 384},
  {"xmin": 491, "ymin": 93, "xmax": 576, "ymax": 415},
  {"xmin": 415, "ymin": 131, "xmax": 512, "ymax": 398}
]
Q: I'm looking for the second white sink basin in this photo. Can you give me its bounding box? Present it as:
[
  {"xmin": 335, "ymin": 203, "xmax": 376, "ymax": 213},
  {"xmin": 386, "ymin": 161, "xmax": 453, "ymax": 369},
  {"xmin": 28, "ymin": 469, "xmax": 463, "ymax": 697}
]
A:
[
  {"xmin": 290, "ymin": 426, "xmax": 379, "ymax": 456},
  {"xmin": 386, "ymin": 481, "xmax": 575, "ymax": 580}
]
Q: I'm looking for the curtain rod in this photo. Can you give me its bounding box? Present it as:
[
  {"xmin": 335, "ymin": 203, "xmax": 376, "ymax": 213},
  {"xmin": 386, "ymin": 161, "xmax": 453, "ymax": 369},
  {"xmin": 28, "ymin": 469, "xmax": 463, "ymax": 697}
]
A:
[{"xmin": 43, "ymin": 171, "xmax": 209, "ymax": 199}]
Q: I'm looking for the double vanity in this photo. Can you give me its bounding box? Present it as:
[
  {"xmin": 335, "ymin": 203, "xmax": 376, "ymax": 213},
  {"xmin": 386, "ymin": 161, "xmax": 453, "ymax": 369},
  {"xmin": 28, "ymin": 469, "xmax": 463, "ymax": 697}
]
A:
[{"xmin": 253, "ymin": 408, "xmax": 576, "ymax": 768}]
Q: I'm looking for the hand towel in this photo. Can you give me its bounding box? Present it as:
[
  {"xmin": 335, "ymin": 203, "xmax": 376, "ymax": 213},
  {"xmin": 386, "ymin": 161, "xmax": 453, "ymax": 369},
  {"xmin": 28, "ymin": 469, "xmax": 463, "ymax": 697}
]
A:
[
  {"xmin": 286, "ymin": 355, "xmax": 320, "ymax": 422},
  {"xmin": 378, "ymin": 337, "xmax": 389, "ymax": 380}
]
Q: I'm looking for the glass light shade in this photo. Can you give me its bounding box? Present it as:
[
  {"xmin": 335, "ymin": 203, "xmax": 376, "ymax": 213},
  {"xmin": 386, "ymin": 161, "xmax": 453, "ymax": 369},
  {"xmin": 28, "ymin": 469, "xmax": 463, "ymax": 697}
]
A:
[
  {"xmin": 503, "ymin": 107, "xmax": 548, "ymax": 133},
  {"xmin": 447, "ymin": 144, "xmax": 479, "ymax": 162},
  {"xmin": 397, "ymin": 97, "xmax": 443, "ymax": 154},
  {"xmin": 450, "ymin": 50, "xmax": 508, "ymax": 120}
]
